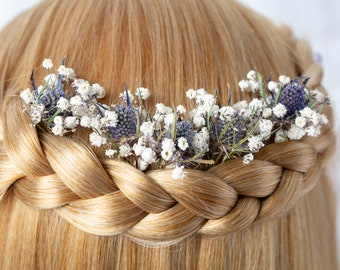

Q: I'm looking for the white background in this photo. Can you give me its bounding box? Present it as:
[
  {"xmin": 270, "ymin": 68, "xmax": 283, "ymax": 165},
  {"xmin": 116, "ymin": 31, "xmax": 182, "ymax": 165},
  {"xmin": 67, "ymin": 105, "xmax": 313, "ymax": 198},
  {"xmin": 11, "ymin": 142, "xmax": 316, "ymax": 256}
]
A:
[{"xmin": 1, "ymin": 0, "xmax": 339, "ymax": 252}]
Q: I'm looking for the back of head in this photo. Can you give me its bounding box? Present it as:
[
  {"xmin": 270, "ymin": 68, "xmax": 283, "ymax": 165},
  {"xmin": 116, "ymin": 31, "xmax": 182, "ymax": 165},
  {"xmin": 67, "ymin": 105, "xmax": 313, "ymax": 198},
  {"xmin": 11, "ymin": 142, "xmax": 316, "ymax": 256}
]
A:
[{"xmin": 0, "ymin": 0, "xmax": 338, "ymax": 269}]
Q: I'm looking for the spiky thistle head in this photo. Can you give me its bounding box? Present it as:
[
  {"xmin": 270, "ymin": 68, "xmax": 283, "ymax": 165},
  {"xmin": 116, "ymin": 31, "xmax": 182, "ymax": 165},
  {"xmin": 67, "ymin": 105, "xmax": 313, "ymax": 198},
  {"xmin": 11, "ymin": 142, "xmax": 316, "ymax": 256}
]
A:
[
  {"xmin": 211, "ymin": 116, "xmax": 244, "ymax": 146},
  {"xmin": 175, "ymin": 120, "xmax": 195, "ymax": 144},
  {"xmin": 277, "ymin": 77, "xmax": 309, "ymax": 117},
  {"xmin": 108, "ymin": 104, "xmax": 137, "ymax": 141}
]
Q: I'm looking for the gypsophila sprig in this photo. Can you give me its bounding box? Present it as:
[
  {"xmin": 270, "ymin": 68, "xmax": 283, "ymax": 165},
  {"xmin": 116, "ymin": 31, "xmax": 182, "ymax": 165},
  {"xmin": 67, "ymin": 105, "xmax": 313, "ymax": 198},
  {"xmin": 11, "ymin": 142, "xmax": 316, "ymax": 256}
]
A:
[{"xmin": 21, "ymin": 61, "xmax": 330, "ymax": 179}]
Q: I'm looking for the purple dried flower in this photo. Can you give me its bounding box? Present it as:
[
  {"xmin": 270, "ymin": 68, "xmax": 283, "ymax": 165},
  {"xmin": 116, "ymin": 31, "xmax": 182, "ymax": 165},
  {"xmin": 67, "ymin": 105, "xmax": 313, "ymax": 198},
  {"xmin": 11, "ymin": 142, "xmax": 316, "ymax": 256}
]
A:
[
  {"xmin": 175, "ymin": 120, "xmax": 195, "ymax": 144},
  {"xmin": 277, "ymin": 77, "xmax": 309, "ymax": 117},
  {"xmin": 211, "ymin": 117, "xmax": 244, "ymax": 145},
  {"xmin": 108, "ymin": 104, "xmax": 136, "ymax": 141}
]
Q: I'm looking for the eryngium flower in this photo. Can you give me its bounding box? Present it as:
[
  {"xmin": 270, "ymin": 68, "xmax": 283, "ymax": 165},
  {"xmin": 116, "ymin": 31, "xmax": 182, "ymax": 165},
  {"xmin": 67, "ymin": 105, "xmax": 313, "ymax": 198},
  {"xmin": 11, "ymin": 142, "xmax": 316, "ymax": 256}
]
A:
[
  {"xmin": 38, "ymin": 73, "xmax": 66, "ymax": 118},
  {"xmin": 175, "ymin": 120, "xmax": 195, "ymax": 144},
  {"xmin": 108, "ymin": 105, "xmax": 136, "ymax": 141},
  {"xmin": 277, "ymin": 78, "xmax": 308, "ymax": 117},
  {"xmin": 211, "ymin": 117, "xmax": 244, "ymax": 145}
]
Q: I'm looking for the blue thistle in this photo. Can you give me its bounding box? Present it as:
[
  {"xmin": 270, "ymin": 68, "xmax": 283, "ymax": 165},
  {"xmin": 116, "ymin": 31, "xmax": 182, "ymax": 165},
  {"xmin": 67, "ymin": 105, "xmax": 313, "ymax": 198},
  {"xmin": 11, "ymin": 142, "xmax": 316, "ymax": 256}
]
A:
[
  {"xmin": 211, "ymin": 116, "xmax": 244, "ymax": 145},
  {"xmin": 277, "ymin": 77, "xmax": 309, "ymax": 117},
  {"xmin": 108, "ymin": 104, "xmax": 136, "ymax": 141},
  {"xmin": 174, "ymin": 120, "xmax": 195, "ymax": 144},
  {"xmin": 34, "ymin": 61, "xmax": 67, "ymax": 119}
]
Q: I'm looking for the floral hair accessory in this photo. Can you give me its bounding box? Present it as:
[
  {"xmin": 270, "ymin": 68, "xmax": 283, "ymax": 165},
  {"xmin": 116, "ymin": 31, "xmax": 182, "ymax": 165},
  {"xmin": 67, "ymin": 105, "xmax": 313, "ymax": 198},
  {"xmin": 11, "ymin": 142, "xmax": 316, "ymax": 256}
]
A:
[{"xmin": 21, "ymin": 59, "xmax": 330, "ymax": 179}]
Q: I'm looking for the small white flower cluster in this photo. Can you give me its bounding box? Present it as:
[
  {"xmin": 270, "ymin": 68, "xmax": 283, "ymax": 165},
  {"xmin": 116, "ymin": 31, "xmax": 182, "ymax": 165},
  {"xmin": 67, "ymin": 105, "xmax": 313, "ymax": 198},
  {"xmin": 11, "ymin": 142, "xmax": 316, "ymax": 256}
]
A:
[
  {"xmin": 21, "ymin": 61, "xmax": 330, "ymax": 179},
  {"xmin": 238, "ymin": 70, "xmax": 260, "ymax": 93},
  {"xmin": 187, "ymin": 88, "xmax": 219, "ymax": 128},
  {"xmin": 285, "ymin": 107, "xmax": 328, "ymax": 140}
]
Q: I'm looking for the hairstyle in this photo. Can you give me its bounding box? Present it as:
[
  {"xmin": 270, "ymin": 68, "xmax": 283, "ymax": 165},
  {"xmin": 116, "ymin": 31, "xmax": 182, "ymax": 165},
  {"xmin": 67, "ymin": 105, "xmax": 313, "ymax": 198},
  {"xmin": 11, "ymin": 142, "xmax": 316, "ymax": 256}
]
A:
[{"xmin": 0, "ymin": 0, "xmax": 338, "ymax": 269}]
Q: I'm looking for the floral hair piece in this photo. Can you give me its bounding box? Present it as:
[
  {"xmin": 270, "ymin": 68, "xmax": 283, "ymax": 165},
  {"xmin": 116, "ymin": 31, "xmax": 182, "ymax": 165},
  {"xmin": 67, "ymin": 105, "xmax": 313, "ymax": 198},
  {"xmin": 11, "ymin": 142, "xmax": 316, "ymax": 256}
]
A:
[{"xmin": 20, "ymin": 59, "xmax": 330, "ymax": 179}]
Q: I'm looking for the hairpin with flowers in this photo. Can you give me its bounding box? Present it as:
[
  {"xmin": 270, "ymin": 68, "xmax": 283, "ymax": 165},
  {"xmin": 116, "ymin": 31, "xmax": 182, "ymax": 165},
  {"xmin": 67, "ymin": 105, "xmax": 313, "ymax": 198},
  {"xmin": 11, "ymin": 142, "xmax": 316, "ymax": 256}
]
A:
[{"xmin": 20, "ymin": 59, "xmax": 330, "ymax": 179}]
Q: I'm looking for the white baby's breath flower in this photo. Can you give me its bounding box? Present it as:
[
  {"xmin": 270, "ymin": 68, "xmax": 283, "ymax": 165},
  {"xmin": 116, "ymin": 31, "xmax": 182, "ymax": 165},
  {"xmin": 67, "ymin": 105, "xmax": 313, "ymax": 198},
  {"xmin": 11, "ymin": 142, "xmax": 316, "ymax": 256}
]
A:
[
  {"xmin": 42, "ymin": 59, "xmax": 53, "ymax": 70},
  {"xmin": 133, "ymin": 143, "xmax": 145, "ymax": 156},
  {"xmin": 319, "ymin": 114, "xmax": 329, "ymax": 125},
  {"xmin": 295, "ymin": 116, "xmax": 307, "ymax": 128},
  {"xmin": 273, "ymin": 103, "xmax": 287, "ymax": 118},
  {"xmin": 177, "ymin": 137, "xmax": 189, "ymax": 151},
  {"xmin": 196, "ymin": 105, "xmax": 209, "ymax": 116},
  {"xmin": 162, "ymin": 138, "xmax": 176, "ymax": 151},
  {"xmin": 287, "ymin": 124, "xmax": 306, "ymax": 140},
  {"xmin": 305, "ymin": 125, "xmax": 321, "ymax": 137},
  {"xmin": 136, "ymin": 87, "xmax": 151, "ymax": 100},
  {"xmin": 311, "ymin": 89, "xmax": 324, "ymax": 103},
  {"xmin": 248, "ymin": 80, "xmax": 260, "ymax": 92},
  {"xmin": 136, "ymin": 158, "xmax": 148, "ymax": 171},
  {"xmin": 140, "ymin": 121, "xmax": 154, "ymax": 138},
  {"xmin": 92, "ymin": 83, "xmax": 106, "ymax": 99},
  {"xmin": 72, "ymin": 79, "xmax": 86, "ymax": 88},
  {"xmin": 161, "ymin": 138, "xmax": 176, "ymax": 161},
  {"xmin": 20, "ymin": 88, "xmax": 35, "ymax": 104},
  {"xmin": 105, "ymin": 149, "xmax": 117, "ymax": 158},
  {"xmin": 262, "ymin": 107, "xmax": 272, "ymax": 118},
  {"xmin": 247, "ymin": 135, "xmax": 264, "ymax": 152},
  {"xmin": 201, "ymin": 93, "xmax": 216, "ymax": 107},
  {"xmin": 274, "ymin": 129, "xmax": 287, "ymax": 143},
  {"xmin": 153, "ymin": 113, "xmax": 164, "ymax": 124},
  {"xmin": 44, "ymin": 74, "xmax": 58, "ymax": 87},
  {"xmin": 53, "ymin": 116, "xmax": 63, "ymax": 126},
  {"xmin": 164, "ymin": 113, "xmax": 176, "ymax": 127},
  {"xmin": 30, "ymin": 104, "xmax": 45, "ymax": 125},
  {"xmin": 238, "ymin": 80, "xmax": 250, "ymax": 92},
  {"xmin": 243, "ymin": 153, "xmax": 254, "ymax": 164},
  {"xmin": 56, "ymin": 97, "xmax": 70, "ymax": 111},
  {"xmin": 103, "ymin": 110, "xmax": 118, "ymax": 127},
  {"xmin": 311, "ymin": 112, "xmax": 322, "ymax": 126},
  {"xmin": 249, "ymin": 98, "xmax": 263, "ymax": 112},
  {"xmin": 200, "ymin": 127, "xmax": 209, "ymax": 139},
  {"xmin": 119, "ymin": 144, "xmax": 132, "ymax": 157},
  {"xmin": 155, "ymin": 103, "xmax": 169, "ymax": 114},
  {"xmin": 70, "ymin": 95, "xmax": 84, "ymax": 106},
  {"xmin": 193, "ymin": 132, "xmax": 209, "ymax": 153},
  {"xmin": 268, "ymin": 81, "xmax": 278, "ymax": 92},
  {"xmin": 176, "ymin": 105, "xmax": 186, "ymax": 115},
  {"xmin": 300, "ymin": 107, "xmax": 314, "ymax": 119},
  {"xmin": 259, "ymin": 119, "xmax": 273, "ymax": 139},
  {"xmin": 233, "ymin": 100, "xmax": 248, "ymax": 111},
  {"xmin": 64, "ymin": 116, "xmax": 79, "ymax": 129},
  {"xmin": 161, "ymin": 149, "xmax": 174, "ymax": 161},
  {"xmin": 219, "ymin": 106, "xmax": 236, "ymax": 121},
  {"xmin": 186, "ymin": 89, "xmax": 197, "ymax": 99},
  {"xmin": 51, "ymin": 124, "xmax": 64, "ymax": 136},
  {"xmin": 247, "ymin": 70, "xmax": 257, "ymax": 81},
  {"xmin": 141, "ymin": 147, "xmax": 157, "ymax": 164},
  {"xmin": 196, "ymin": 88, "xmax": 207, "ymax": 96},
  {"xmin": 90, "ymin": 117, "xmax": 101, "ymax": 130},
  {"xmin": 172, "ymin": 165, "xmax": 186, "ymax": 180},
  {"xmin": 279, "ymin": 75, "xmax": 290, "ymax": 85},
  {"xmin": 76, "ymin": 81, "xmax": 92, "ymax": 100},
  {"xmin": 80, "ymin": 116, "xmax": 92, "ymax": 128},
  {"xmin": 192, "ymin": 115, "xmax": 205, "ymax": 128},
  {"xmin": 89, "ymin": 132, "xmax": 107, "ymax": 147},
  {"xmin": 57, "ymin": 65, "xmax": 76, "ymax": 81}
]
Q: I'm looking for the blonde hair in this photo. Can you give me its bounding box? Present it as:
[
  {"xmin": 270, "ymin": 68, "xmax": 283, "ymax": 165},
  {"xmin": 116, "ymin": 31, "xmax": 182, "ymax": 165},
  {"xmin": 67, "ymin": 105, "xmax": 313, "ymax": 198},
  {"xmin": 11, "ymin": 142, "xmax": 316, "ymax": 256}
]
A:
[{"xmin": 0, "ymin": 0, "xmax": 338, "ymax": 269}]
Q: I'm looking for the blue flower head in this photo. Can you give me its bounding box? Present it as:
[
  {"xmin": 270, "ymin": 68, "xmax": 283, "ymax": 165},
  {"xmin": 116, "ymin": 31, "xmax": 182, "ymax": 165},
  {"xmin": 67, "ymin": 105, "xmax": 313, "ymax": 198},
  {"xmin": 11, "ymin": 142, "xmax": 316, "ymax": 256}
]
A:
[
  {"xmin": 175, "ymin": 120, "xmax": 195, "ymax": 144},
  {"xmin": 34, "ymin": 68, "xmax": 67, "ymax": 118},
  {"xmin": 211, "ymin": 116, "xmax": 244, "ymax": 145},
  {"xmin": 277, "ymin": 77, "xmax": 309, "ymax": 117},
  {"xmin": 108, "ymin": 104, "xmax": 137, "ymax": 141}
]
